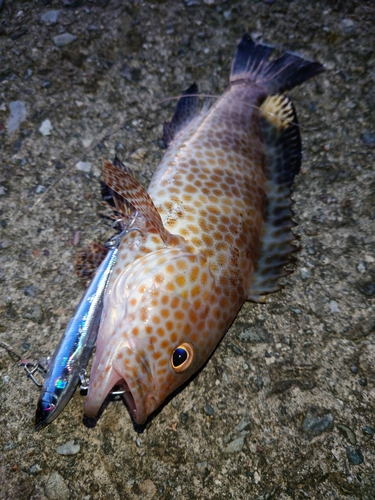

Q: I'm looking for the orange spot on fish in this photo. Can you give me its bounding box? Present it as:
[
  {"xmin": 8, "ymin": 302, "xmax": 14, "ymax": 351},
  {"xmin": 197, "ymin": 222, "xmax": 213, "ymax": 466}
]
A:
[
  {"xmin": 141, "ymin": 307, "xmax": 148, "ymax": 322},
  {"xmin": 157, "ymin": 327, "xmax": 165, "ymax": 337},
  {"xmin": 190, "ymin": 266, "xmax": 199, "ymax": 282},
  {"xmin": 176, "ymin": 275, "xmax": 186, "ymax": 287},
  {"xmin": 170, "ymin": 296, "xmax": 179, "ymax": 309},
  {"xmin": 132, "ymin": 327, "xmax": 139, "ymax": 336},
  {"xmin": 161, "ymin": 309, "xmax": 169, "ymax": 319},
  {"xmin": 170, "ymin": 332, "xmax": 178, "ymax": 343},
  {"xmin": 145, "ymin": 325, "xmax": 153, "ymax": 334},
  {"xmin": 160, "ymin": 340, "xmax": 169, "ymax": 349}
]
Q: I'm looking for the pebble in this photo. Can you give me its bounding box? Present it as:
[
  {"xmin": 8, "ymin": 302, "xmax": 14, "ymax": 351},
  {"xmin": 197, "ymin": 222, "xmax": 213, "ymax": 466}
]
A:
[
  {"xmin": 138, "ymin": 479, "xmax": 157, "ymax": 497},
  {"xmin": 53, "ymin": 33, "xmax": 77, "ymax": 47},
  {"xmin": 204, "ymin": 404, "xmax": 214, "ymax": 416},
  {"xmin": 56, "ymin": 440, "xmax": 80, "ymax": 456},
  {"xmin": 329, "ymin": 300, "xmax": 339, "ymax": 313},
  {"xmin": 235, "ymin": 417, "xmax": 251, "ymax": 432},
  {"xmin": 302, "ymin": 406, "xmax": 334, "ymax": 438},
  {"xmin": 180, "ymin": 412, "xmax": 189, "ymax": 424},
  {"xmin": 346, "ymin": 446, "xmax": 364, "ymax": 466},
  {"xmin": 358, "ymin": 283, "xmax": 375, "ymax": 297},
  {"xmin": 362, "ymin": 426, "xmax": 374, "ymax": 436},
  {"xmin": 76, "ymin": 161, "xmax": 92, "ymax": 173},
  {"xmin": 24, "ymin": 285, "xmax": 36, "ymax": 297},
  {"xmin": 45, "ymin": 471, "xmax": 70, "ymax": 500},
  {"xmin": 337, "ymin": 424, "xmax": 356, "ymax": 445},
  {"xmin": 0, "ymin": 186, "xmax": 6, "ymax": 195},
  {"xmin": 357, "ymin": 261, "xmax": 367, "ymax": 273},
  {"xmin": 22, "ymin": 305, "xmax": 44, "ymax": 324},
  {"xmin": 35, "ymin": 184, "xmax": 46, "ymax": 194},
  {"xmin": 361, "ymin": 130, "xmax": 375, "ymax": 146},
  {"xmin": 223, "ymin": 435, "xmax": 246, "ymax": 454},
  {"xmin": 7, "ymin": 101, "xmax": 27, "ymax": 133},
  {"xmin": 29, "ymin": 463, "xmax": 42, "ymax": 475},
  {"xmin": 39, "ymin": 119, "xmax": 53, "ymax": 136},
  {"xmin": 350, "ymin": 363, "xmax": 359, "ymax": 374},
  {"xmin": 40, "ymin": 10, "xmax": 60, "ymax": 23}
]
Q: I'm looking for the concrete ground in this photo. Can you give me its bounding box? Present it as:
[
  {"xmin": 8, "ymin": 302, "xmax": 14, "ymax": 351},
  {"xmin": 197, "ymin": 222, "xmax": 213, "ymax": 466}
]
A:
[{"xmin": 0, "ymin": 1, "xmax": 374, "ymax": 498}]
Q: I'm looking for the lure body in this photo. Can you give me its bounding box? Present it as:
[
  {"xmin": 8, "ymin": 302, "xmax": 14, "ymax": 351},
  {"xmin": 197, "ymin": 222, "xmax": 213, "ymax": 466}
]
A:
[
  {"xmin": 35, "ymin": 243, "xmax": 119, "ymax": 429},
  {"xmin": 84, "ymin": 34, "xmax": 324, "ymax": 424}
]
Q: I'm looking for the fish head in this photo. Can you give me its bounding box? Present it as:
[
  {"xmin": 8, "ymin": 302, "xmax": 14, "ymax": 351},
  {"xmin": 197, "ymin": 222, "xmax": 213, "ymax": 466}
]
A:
[{"xmin": 84, "ymin": 247, "xmax": 222, "ymax": 424}]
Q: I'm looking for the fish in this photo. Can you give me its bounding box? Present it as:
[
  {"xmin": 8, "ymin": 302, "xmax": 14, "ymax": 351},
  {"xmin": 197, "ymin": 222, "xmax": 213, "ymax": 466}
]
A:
[{"xmin": 84, "ymin": 34, "xmax": 324, "ymax": 425}]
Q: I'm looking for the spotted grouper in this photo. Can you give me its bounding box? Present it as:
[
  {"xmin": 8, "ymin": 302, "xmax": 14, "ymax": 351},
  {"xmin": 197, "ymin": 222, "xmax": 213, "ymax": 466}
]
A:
[{"xmin": 84, "ymin": 34, "xmax": 324, "ymax": 424}]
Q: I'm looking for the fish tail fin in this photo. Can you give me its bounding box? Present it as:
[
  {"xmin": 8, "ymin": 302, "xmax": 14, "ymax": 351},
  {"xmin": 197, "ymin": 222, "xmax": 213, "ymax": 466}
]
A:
[{"xmin": 230, "ymin": 34, "xmax": 324, "ymax": 94}]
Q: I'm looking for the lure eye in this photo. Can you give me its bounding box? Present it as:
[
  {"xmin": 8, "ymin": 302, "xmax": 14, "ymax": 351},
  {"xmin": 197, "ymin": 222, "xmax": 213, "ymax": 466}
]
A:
[{"xmin": 171, "ymin": 342, "xmax": 194, "ymax": 373}]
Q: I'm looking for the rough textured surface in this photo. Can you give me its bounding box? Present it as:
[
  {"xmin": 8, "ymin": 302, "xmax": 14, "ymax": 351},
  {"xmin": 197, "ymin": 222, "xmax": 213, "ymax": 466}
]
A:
[{"xmin": 0, "ymin": 1, "xmax": 374, "ymax": 499}]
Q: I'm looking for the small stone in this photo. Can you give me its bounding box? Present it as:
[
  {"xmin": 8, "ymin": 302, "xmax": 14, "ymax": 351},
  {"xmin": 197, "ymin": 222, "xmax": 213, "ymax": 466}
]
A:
[
  {"xmin": 341, "ymin": 18, "xmax": 355, "ymax": 34},
  {"xmin": 361, "ymin": 130, "xmax": 375, "ymax": 146},
  {"xmin": 53, "ymin": 33, "xmax": 77, "ymax": 47},
  {"xmin": 56, "ymin": 440, "xmax": 80, "ymax": 455},
  {"xmin": 24, "ymin": 286, "xmax": 36, "ymax": 297},
  {"xmin": 45, "ymin": 471, "xmax": 70, "ymax": 500},
  {"xmin": 329, "ymin": 300, "xmax": 339, "ymax": 313},
  {"xmin": 76, "ymin": 161, "xmax": 92, "ymax": 173},
  {"xmin": 302, "ymin": 406, "xmax": 334, "ymax": 438},
  {"xmin": 35, "ymin": 185, "xmax": 46, "ymax": 194},
  {"xmin": 300, "ymin": 267, "xmax": 310, "ymax": 280},
  {"xmin": 235, "ymin": 417, "xmax": 251, "ymax": 432},
  {"xmin": 346, "ymin": 446, "xmax": 364, "ymax": 466},
  {"xmin": 204, "ymin": 404, "xmax": 214, "ymax": 416},
  {"xmin": 223, "ymin": 435, "xmax": 246, "ymax": 454},
  {"xmin": 357, "ymin": 283, "xmax": 375, "ymax": 297},
  {"xmin": 22, "ymin": 305, "xmax": 44, "ymax": 324},
  {"xmin": 359, "ymin": 378, "xmax": 367, "ymax": 387},
  {"xmin": 7, "ymin": 101, "xmax": 27, "ymax": 133},
  {"xmin": 357, "ymin": 261, "xmax": 367, "ymax": 273},
  {"xmin": 337, "ymin": 424, "xmax": 356, "ymax": 445},
  {"xmin": 40, "ymin": 10, "xmax": 60, "ymax": 23},
  {"xmin": 362, "ymin": 426, "xmax": 374, "ymax": 436},
  {"xmin": 39, "ymin": 119, "xmax": 53, "ymax": 136},
  {"xmin": 350, "ymin": 363, "xmax": 359, "ymax": 374},
  {"xmin": 138, "ymin": 479, "xmax": 157, "ymax": 497},
  {"xmin": 29, "ymin": 463, "xmax": 42, "ymax": 475},
  {"xmin": 180, "ymin": 412, "xmax": 188, "ymax": 424},
  {"xmin": 230, "ymin": 343, "xmax": 242, "ymax": 355},
  {"xmin": 290, "ymin": 308, "xmax": 302, "ymax": 314}
]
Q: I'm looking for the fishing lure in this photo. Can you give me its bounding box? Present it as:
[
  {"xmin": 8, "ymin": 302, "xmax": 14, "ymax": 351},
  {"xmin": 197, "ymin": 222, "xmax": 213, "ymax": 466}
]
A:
[
  {"xmin": 34, "ymin": 238, "xmax": 120, "ymax": 429},
  {"xmin": 79, "ymin": 34, "xmax": 324, "ymax": 425}
]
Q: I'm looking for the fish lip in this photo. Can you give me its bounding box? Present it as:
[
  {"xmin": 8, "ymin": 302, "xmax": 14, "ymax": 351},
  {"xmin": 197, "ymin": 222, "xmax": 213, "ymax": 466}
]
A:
[{"xmin": 112, "ymin": 375, "xmax": 148, "ymax": 425}]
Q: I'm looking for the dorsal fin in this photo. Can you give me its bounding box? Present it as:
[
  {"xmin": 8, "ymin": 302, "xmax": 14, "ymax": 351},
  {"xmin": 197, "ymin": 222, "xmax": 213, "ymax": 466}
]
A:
[
  {"xmin": 102, "ymin": 159, "xmax": 174, "ymax": 245},
  {"xmin": 163, "ymin": 83, "xmax": 199, "ymax": 147},
  {"xmin": 247, "ymin": 94, "xmax": 301, "ymax": 301}
]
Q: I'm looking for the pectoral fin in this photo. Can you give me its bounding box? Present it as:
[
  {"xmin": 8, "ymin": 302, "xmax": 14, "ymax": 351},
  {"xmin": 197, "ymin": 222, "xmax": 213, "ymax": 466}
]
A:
[{"xmin": 102, "ymin": 159, "xmax": 175, "ymax": 245}]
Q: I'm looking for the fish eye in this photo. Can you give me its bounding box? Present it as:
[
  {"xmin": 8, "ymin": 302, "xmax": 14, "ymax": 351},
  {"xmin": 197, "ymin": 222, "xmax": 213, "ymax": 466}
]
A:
[{"xmin": 171, "ymin": 342, "xmax": 194, "ymax": 373}]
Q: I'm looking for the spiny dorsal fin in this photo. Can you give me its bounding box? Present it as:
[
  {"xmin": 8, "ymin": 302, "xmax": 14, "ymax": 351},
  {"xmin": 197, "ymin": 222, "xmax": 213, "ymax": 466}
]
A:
[
  {"xmin": 163, "ymin": 83, "xmax": 199, "ymax": 147},
  {"xmin": 247, "ymin": 95, "xmax": 300, "ymax": 301},
  {"xmin": 102, "ymin": 159, "xmax": 174, "ymax": 245}
]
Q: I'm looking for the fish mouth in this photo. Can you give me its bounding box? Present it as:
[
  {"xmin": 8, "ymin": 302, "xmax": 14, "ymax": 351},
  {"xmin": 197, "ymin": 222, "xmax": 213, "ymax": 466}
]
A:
[{"xmin": 109, "ymin": 380, "xmax": 139, "ymax": 422}]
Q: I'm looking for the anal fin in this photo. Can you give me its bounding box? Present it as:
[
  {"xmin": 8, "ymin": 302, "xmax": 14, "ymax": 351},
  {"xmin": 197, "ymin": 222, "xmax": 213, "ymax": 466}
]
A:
[{"xmin": 248, "ymin": 94, "xmax": 301, "ymax": 300}]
